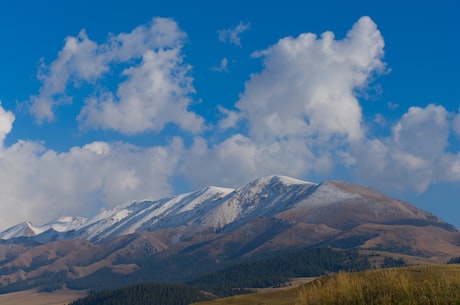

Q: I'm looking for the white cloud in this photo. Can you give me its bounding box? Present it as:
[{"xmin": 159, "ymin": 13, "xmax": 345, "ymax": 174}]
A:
[
  {"xmin": 218, "ymin": 21, "xmax": 251, "ymax": 46},
  {"xmin": 217, "ymin": 105, "xmax": 239, "ymax": 129},
  {"xmin": 0, "ymin": 101, "xmax": 185, "ymax": 232},
  {"xmin": 234, "ymin": 16, "xmax": 385, "ymax": 143},
  {"xmin": 180, "ymin": 16, "xmax": 387, "ymax": 190},
  {"xmin": 0, "ymin": 102, "xmax": 14, "ymax": 146},
  {"xmin": 79, "ymin": 48, "xmax": 204, "ymax": 134},
  {"xmin": 182, "ymin": 135, "xmax": 313, "ymax": 188},
  {"xmin": 0, "ymin": 132, "xmax": 184, "ymax": 230},
  {"xmin": 211, "ymin": 57, "xmax": 229, "ymax": 73},
  {"xmin": 438, "ymin": 152, "xmax": 460, "ymax": 181},
  {"xmin": 29, "ymin": 30, "xmax": 107, "ymax": 122},
  {"xmin": 353, "ymin": 138, "xmax": 431, "ymax": 193},
  {"xmin": 353, "ymin": 104, "xmax": 459, "ymax": 193},
  {"xmin": 28, "ymin": 17, "xmax": 202, "ymax": 134},
  {"xmin": 393, "ymin": 104, "xmax": 448, "ymax": 159},
  {"xmin": 453, "ymin": 108, "xmax": 460, "ymax": 136},
  {"xmin": 108, "ymin": 16, "xmax": 186, "ymax": 61}
]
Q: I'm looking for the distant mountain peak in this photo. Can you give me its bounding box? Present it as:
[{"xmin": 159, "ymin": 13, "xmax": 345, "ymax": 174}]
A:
[
  {"xmin": 0, "ymin": 216, "xmax": 89, "ymax": 240},
  {"xmin": 0, "ymin": 175, "xmax": 457, "ymax": 247},
  {"xmin": 0, "ymin": 174, "xmax": 459, "ymax": 292},
  {"xmin": 268, "ymin": 175, "xmax": 314, "ymax": 185},
  {"xmin": 0, "ymin": 221, "xmax": 37, "ymax": 240},
  {"xmin": 249, "ymin": 175, "xmax": 314, "ymax": 187}
]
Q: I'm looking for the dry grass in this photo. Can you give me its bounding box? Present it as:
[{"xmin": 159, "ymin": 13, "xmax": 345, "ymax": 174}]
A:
[
  {"xmin": 195, "ymin": 285, "xmax": 301, "ymax": 305},
  {"xmin": 194, "ymin": 265, "xmax": 460, "ymax": 305},
  {"xmin": 0, "ymin": 288, "xmax": 87, "ymax": 305},
  {"xmin": 296, "ymin": 265, "xmax": 460, "ymax": 305}
]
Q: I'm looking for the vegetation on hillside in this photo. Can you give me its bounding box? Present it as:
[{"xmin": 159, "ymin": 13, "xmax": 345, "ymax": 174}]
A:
[
  {"xmin": 194, "ymin": 265, "xmax": 460, "ymax": 305},
  {"xmin": 68, "ymin": 282, "xmax": 212, "ymax": 305},
  {"xmin": 296, "ymin": 265, "xmax": 460, "ymax": 305},
  {"xmin": 0, "ymin": 247, "xmax": 371, "ymax": 294},
  {"xmin": 190, "ymin": 248, "xmax": 370, "ymax": 296}
]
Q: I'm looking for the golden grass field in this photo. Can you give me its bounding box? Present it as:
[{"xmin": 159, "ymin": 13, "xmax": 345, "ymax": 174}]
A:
[
  {"xmin": 0, "ymin": 288, "xmax": 87, "ymax": 305},
  {"xmin": 194, "ymin": 264, "xmax": 460, "ymax": 305}
]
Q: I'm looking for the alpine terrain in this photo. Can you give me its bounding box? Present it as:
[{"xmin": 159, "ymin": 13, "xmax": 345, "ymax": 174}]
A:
[{"xmin": 0, "ymin": 175, "xmax": 459, "ymax": 292}]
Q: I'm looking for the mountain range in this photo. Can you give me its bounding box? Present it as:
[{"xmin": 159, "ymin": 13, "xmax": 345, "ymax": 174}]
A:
[{"xmin": 0, "ymin": 175, "xmax": 459, "ymax": 291}]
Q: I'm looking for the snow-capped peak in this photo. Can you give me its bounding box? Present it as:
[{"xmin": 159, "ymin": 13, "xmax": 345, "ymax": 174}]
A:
[
  {"xmin": 43, "ymin": 216, "xmax": 89, "ymax": 232},
  {"xmin": 0, "ymin": 216, "xmax": 89, "ymax": 240},
  {"xmin": 0, "ymin": 222, "xmax": 38, "ymax": 240},
  {"xmin": 0, "ymin": 176, "xmax": 320, "ymax": 242},
  {"xmin": 266, "ymin": 175, "xmax": 314, "ymax": 186},
  {"xmin": 7, "ymin": 175, "xmax": 437, "ymax": 244}
]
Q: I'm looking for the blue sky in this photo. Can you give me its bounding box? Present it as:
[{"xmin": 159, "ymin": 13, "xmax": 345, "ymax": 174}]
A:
[{"xmin": 0, "ymin": 0, "xmax": 459, "ymax": 230}]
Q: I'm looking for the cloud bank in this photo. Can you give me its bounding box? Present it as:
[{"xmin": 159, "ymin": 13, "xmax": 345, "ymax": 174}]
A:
[{"xmin": 1, "ymin": 103, "xmax": 183, "ymax": 226}]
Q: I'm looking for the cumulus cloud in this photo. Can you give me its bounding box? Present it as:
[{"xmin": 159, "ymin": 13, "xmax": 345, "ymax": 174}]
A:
[
  {"xmin": 453, "ymin": 109, "xmax": 460, "ymax": 136},
  {"xmin": 0, "ymin": 101, "xmax": 184, "ymax": 229},
  {"xmin": 182, "ymin": 135, "xmax": 313, "ymax": 188},
  {"xmin": 185, "ymin": 16, "xmax": 386, "ymax": 189},
  {"xmin": 217, "ymin": 105, "xmax": 240, "ymax": 129},
  {"xmin": 28, "ymin": 30, "xmax": 105, "ymax": 121},
  {"xmin": 0, "ymin": 102, "xmax": 14, "ymax": 146},
  {"xmin": 79, "ymin": 48, "xmax": 203, "ymax": 134},
  {"xmin": 28, "ymin": 17, "xmax": 202, "ymax": 134},
  {"xmin": 218, "ymin": 21, "xmax": 251, "ymax": 46},
  {"xmin": 234, "ymin": 16, "xmax": 385, "ymax": 143},
  {"xmin": 0, "ymin": 136, "xmax": 183, "ymax": 229},
  {"xmin": 188, "ymin": 17, "xmax": 460, "ymax": 195},
  {"xmin": 354, "ymin": 104, "xmax": 460, "ymax": 193},
  {"xmin": 393, "ymin": 105, "xmax": 449, "ymax": 159}
]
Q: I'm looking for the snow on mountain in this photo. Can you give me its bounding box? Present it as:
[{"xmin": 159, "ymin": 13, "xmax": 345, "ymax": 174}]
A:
[
  {"xmin": 0, "ymin": 222, "xmax": 38, "ymax": 240},
  {"xmin": 0, "ymin": 175, "xmax": 454, "ymax": 244},
  {"xmin": 198, "ymin": 175, "xmax": 316, "ymax": 230},
  {"xmin": 44, "ymin": 216, "xmax": 89, "ymax": 232},
  {"xmin": 0, "ymin": 216, "xmax": 88, "ymax": 240},
  {"xmin": 76, "ymin": 185, "xmax": 235, "ymax": 241},
  {"xmin": 0, "ymin": 175, "xmax": 315, "ymax": 242},
  {"xmin": 297, "ymin": 180, "xmax": 361, "ymax": 207}
]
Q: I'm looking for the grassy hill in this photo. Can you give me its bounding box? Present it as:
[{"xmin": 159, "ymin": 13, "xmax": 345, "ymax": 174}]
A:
[{"xmin": 193, "ymin": 264, "xmax": 460, "ymax": 305}]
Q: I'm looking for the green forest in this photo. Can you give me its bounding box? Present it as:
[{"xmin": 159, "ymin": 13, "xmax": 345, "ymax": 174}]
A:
[
  {"xmin": 68, "ymin": 248, "xmax": 372, "ymax": 304},
  {"xmin": 68, "ymin": 283, "xmax": 211, "ymax": 305},
  {"xmin": 189, "ymin": 247, "xmax": 370, "ymax": 296}
]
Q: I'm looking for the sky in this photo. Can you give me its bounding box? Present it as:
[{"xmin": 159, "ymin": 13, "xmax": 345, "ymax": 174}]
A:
[{"xmin": 0, "ymin": 0, "xmax": 459, "ymax": 231}]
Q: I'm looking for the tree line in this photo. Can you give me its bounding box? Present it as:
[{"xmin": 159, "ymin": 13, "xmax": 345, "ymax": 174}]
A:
[{"xmin": 68, "ymin": 282, "xmax": 211, "ymax": 305}]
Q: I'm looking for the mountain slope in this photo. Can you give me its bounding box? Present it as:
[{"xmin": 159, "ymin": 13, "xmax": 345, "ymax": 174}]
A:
[
  {"xmin": 0, "ymin": 217, "xmax": 88, "ymax": 240},
  {"xmin": 1, "ymin": 176, "xmax": 453, "ymax": 244},
  {"xmin": 0, "ymin": 175, "xmax": 459, "ymax": 292}
]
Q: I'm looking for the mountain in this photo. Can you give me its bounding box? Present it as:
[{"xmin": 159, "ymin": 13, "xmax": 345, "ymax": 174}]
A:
[
  {"xmin": 0, "ymin": 175, "xmax": 459, "ymax": 292},
  {"xmin": 0, "ymin": 216, "xmax": 88, "ymax": 240}
]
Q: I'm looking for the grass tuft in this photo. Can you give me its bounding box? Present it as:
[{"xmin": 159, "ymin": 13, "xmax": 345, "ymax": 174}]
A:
[{"xmin": 296, "ymin": 265, "xmax": 460, "ymax": 305}]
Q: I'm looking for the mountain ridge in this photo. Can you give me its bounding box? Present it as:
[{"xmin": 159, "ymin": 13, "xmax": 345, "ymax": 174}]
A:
[
  {"xmin": 0, "ymin": 175, "xmax": 456, "ymax": 243},
  {"xmin": 0, "ymin": 175, "xmax": 459, "ymax": 293}
]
